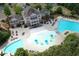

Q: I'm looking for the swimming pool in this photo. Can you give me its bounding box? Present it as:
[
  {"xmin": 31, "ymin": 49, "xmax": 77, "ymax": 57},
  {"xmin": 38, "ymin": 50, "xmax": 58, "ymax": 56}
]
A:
[
  {"xmin": 57, "ymin": 18, "xmax": 79, "ymax": 33},
  {"xmin": 34, "ymin": 30, "xmax": 56, "ymax": 45},
  {"xmin": 25, "ymin": 30, "xmax": 57, "ymax": 52},
  {"xmin": 2, "ymin": 29, "xmax": 57, "ymax": 53},
  {"xmin": 3, "ymin": 39, "xmax": 23, "ymax": 54}
]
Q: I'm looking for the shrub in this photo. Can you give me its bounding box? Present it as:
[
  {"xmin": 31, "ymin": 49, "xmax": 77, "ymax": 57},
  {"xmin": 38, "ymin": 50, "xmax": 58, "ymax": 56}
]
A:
[{"xmin": 14, "ymin": 48, "xmax": 29, "ymax": 56}]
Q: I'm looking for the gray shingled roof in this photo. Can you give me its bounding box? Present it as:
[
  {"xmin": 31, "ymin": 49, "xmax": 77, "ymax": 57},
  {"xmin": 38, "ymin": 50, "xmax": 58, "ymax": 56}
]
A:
[
  {"xmin": 23, "ymin": 6, "xmax": 40, "ymax": 17},
  {"xmin": 10, "ymin": 15, "xmax": 23, "ymax": 21}
]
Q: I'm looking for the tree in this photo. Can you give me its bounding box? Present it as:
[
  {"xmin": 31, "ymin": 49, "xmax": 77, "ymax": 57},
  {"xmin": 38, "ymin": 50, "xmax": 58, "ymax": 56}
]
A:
[
  {"xmin": 45, "ymin": 4, "xmax": 52, "ymax": 11},
  {"xmin": 64, "ymin": 33, "xmax": 79, "ymax": 54},
  {"xmin": 4, "ymin": 5, "xmax": 11, "ymax": 26},
  {"xmin": 13, "ymin": 4, "xmax": 22, "ymax": 15},
  {"xmin": 34, "ymin": 4, "xmax": 42, "ymax": 10},
  {"xmin": 64, "ymin": 33, "xmax": 78, "ymax": 44},
  {"xmin": 14, "ymin": 48, "xmax": 29, "ymax": 56},
  {"xmin": 54, "ymin": 7, "xmax": 62, "ymax": 14},
  {"xmin": 58, "ymin": 3, "xmax": 79, "ymax": 15},
  {"xmin": 50, "ymin": 11, "xmax": 54, "ymax": 19},
  {"xmin": 0, "ymin": 31, "xmax": 10, "ymax": 46},
  {"xmin": 71, "ymin": 10, "xmax": 76, "ymax": 16},
  {"xmin": 37, "ymin": 45, "xmax": 72, "ymax": 56},
  {"xmin": 74, "ymin": 44, "xmax": 79, "ymax": 55},
  {"xmin": 4, "ymin": 5, "xmax": 11, "ymax": 16}
]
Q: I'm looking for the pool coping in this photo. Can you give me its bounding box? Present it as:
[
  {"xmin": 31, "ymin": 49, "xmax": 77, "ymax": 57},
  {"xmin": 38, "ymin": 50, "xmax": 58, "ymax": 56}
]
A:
[
  {"xmin": 2, "ymin": 39, "xmax": 23, "ymax": 54},
  {"xmin": 57, "ymin": 16, "xmax": 79, "ymax": 23}
]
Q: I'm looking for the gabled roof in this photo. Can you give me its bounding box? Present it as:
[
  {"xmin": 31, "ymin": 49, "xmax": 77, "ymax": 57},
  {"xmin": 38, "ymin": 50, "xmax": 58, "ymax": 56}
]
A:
[
  {"xmin": 10, "ymin": 15, "xmax": 23, "ymax": 22},
  {"xmin": 23, "ymin": 6, "xmax": 40, "ymax": 17},
  {"xmin": 40, "ymin": 9, "xmax": 50, "ymax": 16}
]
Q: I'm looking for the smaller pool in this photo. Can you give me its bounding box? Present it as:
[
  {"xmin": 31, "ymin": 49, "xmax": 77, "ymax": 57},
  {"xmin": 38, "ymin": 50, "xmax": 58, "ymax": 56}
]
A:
[{"xmin": 2, "ymin": 39, "xmax": 23, "ymax": 54}]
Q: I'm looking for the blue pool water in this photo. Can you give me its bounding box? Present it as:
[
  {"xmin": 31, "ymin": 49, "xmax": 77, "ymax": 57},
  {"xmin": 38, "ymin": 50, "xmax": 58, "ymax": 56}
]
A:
[
  {"xmin": 3, "ymin": 39, "xmax": 23, "ymax": 54},
  {"xmin": 58, "ymin": 18, "xmax": 79, "ymax": 33},
  {"xmin": 34, "ymin": 31, "xmax": 56, "ymax": 45}
]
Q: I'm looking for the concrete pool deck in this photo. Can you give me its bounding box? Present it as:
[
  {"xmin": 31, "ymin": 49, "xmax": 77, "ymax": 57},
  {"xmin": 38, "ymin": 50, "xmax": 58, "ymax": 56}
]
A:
[
  {"xmin": 8, "ymin": 24, "xmax": 64, "ymax": 52},
  {"xmin": 0, "ymin": 24, "xmax": 65, "ymax": 54}
]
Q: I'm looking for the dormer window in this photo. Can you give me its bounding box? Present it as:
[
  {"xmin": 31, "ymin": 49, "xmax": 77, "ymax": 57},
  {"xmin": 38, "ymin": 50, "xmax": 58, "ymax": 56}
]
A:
[
  {"xmin": 30, "ymin": 13, "xmax": 38, "ymax": 20},
  {"xmin": 31, "ymin": 16, "xmax": 37, "ymax": 20}
]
